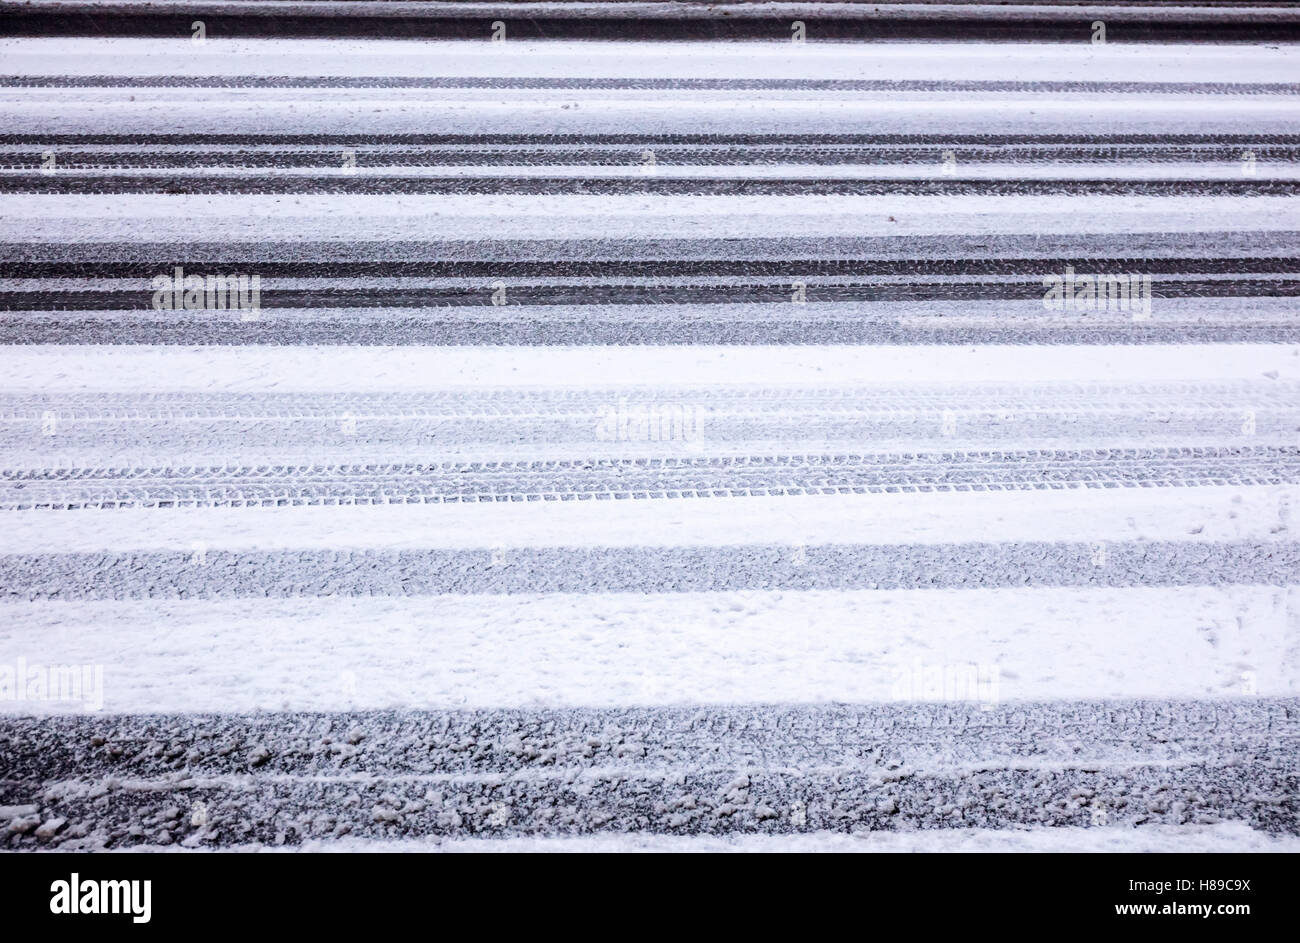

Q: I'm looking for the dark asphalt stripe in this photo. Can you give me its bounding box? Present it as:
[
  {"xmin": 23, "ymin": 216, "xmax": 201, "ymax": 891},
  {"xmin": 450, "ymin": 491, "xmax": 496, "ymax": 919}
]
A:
[
  {"xmin": 2, "ymin": 11, "xmax": 1297, "ymax": 43},
  {"xmin": 3, "ymin": 322, "xmax": 1298, "ymax": 345},
  {"xmin": 3, "ymin": 541, "xmax": 1299, "ymax": 600},
  {"xmin": 10, "ymin": 765, "xmax": 1300, "ymax": 841},
  {"xmin": 5, "ymin": 257, "xmax": 1296, "ymax": 279},
  {"xmin": 6, "ymin": 133, "xmax": 1296, "ymax": 146},
  {"xmin": 3, "ymin": 176, "xmax": 1296, "ymax": 195},
  {"xmin": 4, "ymin": 75, "xmax": 1297, "ymax": 94},
  {"xmin": 87, "ymin": 1, "xmax": 1291, "ymax": 5},
  {"xmin": 3, "ymin": 278, "xmax": 1295, "ymax": 311},
  {"xmin": 6, "ymin": 700, "xmax": 1294, "ymax": 782},
  {"xmin": 141, "ymin": 1, "xmax": 1299, "ymax": 5},
  {"xmin": 3, "ymin": 701, "xmax": 1297, "ymax": 844},
  {"xmin": 6, "ymin": 233, "xmax": 1298, "ymax": 263},
  {"xmin": 6, "ymin": 760, "xmax": 1296, "ymax": 843}
]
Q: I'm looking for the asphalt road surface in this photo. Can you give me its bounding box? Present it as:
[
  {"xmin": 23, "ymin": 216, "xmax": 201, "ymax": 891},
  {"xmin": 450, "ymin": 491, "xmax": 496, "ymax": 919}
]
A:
[{"xmin": 1, "ymin": 3, "xmax": 1297, "ymax": 850}]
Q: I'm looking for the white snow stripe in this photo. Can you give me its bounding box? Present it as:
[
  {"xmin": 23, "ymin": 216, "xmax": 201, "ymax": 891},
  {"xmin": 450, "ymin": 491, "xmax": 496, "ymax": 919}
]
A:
[
  {"xmin": 2, "ymin": 39, "xmax": 1296, "ymax": 84},
  {"xmin": 3, "ymin": 195, "xmax": 1292, "ymax": 241},
  {"xmin": 3, "ymin": 485, "xmax": 1295, "ymax": 554},
  {"xmin": 1, "ymin": 586, "xmax": 1293, "ymax": 713},
  {"xmin": 0, "ymin": 345, "xmax": 1294, "ymax": 392}
]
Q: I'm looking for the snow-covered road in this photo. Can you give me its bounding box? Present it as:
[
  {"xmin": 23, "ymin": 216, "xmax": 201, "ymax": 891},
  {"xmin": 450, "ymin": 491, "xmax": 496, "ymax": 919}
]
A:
[{"xmin": 0, "ymin": 9, "xmax": 1297, "ymax": 851}]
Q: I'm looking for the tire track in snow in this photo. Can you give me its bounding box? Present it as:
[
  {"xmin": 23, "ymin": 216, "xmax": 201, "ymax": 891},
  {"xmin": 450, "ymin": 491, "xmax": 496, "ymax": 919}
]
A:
[{"xmin": 5, "ymin": 446, "xmax": 1298, "ymax": 510}]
